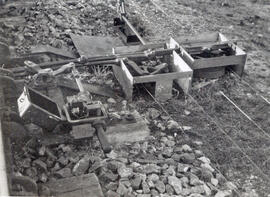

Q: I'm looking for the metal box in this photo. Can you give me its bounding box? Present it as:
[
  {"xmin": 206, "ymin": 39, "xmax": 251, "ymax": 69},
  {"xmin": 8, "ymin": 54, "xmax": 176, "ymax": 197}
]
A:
[{"xmin": 17, "ymin": 86, "xmax": 63, "ymax": 131}]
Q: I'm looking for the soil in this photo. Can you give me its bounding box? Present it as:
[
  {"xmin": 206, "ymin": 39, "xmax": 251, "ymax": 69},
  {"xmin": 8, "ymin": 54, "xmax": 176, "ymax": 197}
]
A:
[{"xmin": 0, "ymin": 0, "xmax": 270, "ymax": 196}]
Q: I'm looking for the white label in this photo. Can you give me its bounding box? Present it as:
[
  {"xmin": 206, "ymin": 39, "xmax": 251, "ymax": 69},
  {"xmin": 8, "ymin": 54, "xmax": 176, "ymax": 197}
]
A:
[{"xmin": 17, "ymin": 88, "xmax": 31, "ymax": 117}]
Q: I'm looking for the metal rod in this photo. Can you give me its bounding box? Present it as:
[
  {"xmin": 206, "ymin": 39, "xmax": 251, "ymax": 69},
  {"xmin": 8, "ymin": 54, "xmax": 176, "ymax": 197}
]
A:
[
  {"xmin": 0, "ymin": 120, "xmax": 10, "ymax": 196},
  {"xmin": 122, "ymin": 15, "xmax": 146, "ymax": 45}
]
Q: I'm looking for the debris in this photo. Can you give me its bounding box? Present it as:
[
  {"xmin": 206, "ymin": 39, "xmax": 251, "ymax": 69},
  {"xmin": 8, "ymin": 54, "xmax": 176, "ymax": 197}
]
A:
[
  {"xmin": 72, "ymin": 155, "xmax": 91, "ymax": 176},
  {"xmin": 168, "ymin": 176, "xmax": 182, "ymax": 195}
]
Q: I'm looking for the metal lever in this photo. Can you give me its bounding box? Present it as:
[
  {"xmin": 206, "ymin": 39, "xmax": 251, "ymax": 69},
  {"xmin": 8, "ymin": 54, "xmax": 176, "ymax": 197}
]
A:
[{"xmin": 92, "ymin": 121, "xmax": 112, "ymax": 154}]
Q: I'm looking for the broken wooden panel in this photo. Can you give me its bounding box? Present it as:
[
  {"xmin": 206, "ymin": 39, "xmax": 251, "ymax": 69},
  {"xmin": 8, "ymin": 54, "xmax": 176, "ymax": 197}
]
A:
[
  {"xmin": 70, "ymin": 34, "xmax": 122, "ymax": 58},
  {"xmin": 112, "ymin": 60, "xmax": 133, "ymax": 100},
  {"xmin": 43, "ymin": 173, "xmax": 104, "ymax": 197}
]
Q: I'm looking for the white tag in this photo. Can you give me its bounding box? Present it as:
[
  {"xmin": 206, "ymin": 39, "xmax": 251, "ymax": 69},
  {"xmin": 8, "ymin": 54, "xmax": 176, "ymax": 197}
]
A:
[{"xmin": 17, "ymin": 87, "xmax": 31, "ymax": 117}]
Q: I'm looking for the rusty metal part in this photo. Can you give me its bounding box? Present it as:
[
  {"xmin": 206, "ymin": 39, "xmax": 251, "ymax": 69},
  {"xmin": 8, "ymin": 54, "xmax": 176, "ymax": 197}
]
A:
[{"xmin": 92, "ymin": 120, "xmax": 112, "ymax": 153}]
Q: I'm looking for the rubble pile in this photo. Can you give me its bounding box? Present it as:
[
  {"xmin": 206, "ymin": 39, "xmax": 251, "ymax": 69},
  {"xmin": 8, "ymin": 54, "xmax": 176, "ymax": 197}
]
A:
[{"xmin": 13, "ymin": 128, "xmax": 237, "ymax": 197}]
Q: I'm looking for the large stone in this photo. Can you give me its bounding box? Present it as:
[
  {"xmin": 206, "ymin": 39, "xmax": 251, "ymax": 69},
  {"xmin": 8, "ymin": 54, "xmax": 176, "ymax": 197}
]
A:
[
  {"xmin": 116, "ymin": 182, "xmax": 129, "ymax": 196},
  {"xmin": 131, "ymin": 174, "xmax": 142, "ymax": 190},
  {"xmin": 201, "ymin": 163, "xmax": 215, "ymax": 173},
  {"xmin": 215, "ymin": 190, "xmax": 232, "ymax": 197},
  {"xmin": 118, "ymin": 166, "xmax": 133, "ymax": 178},
  {"xmin": 180, "ymin": 153, "xmax": 196, "ymax": 164},
  {"xmin": 148, "ymin": 108, "xmax": 161, "ymax": 119},
  {"xmin": 155, "ymin": 180, "xmax": 166, "ymax": 193},
  {"xmin": 54, "ymin": 168, "xmax": 72, "ymax": 178},
  {"xmin": 150, "ymin": 189, "xmax": 159, "ymax": 197},
  {"xmin": 106, "ymin": 182, "xmax": 118, "ymax": 191},
  {"xmin": 72, "ymin": 155, "xmax": 91, "ymax": 176},
  {"xmin": 33, "ymin": 159, "xmax": 47, "ymax": 172},
  {"xmin": 168, "ymin": 176, "xmax": 182, "ymax": 195},
  {"xmin": 165, "ymin": 184, "xmax": 174, "ymax": 195},
  {"xmin": 181, "ymin": 144, "xmax": 193, "ymax": 153},
  {"xmin": 190, "ymin": 185, "xmax": 205, "ymax": 194},
  {"xmin": 148, "ymin": 174, "xmax": 159, "ymax": 182},
  {"xmin": 177, "ymin": 163, "xmax": 190, "ymax": 173},
  {"xmin": 142, "ymin": 164, "xmax": 160, "ymax": 174},
  {"xmin": 198, "ymin": 156, "xmax": 211, "ymax": 164},
  {"xmin": 142, "ymin": 181, "xmax": 150, "ymax": 194},
  {"xmin": 200, "ymin": 168, "xmax": 213, "ymax": 182},
  {"xmin": 162, "ymin": 147, "xmax": 173, "ymax": 158},
  {"xmin": 189, "ymin": 173, "xmax": 203, "ymax": 186},
  {"xmin": 106, "ymin": 190, "xmax": 120, "ymax": 197}
]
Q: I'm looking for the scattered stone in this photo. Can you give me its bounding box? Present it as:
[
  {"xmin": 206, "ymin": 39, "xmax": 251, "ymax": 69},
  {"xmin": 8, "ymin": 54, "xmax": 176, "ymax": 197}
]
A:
[
  {"xmin": 225, "ymin": 182, "xmax": 237, "ymax": 191},
  {"xmin": 182, "ymin": 144, "xmax": 193, "ymax": 153},
  {"xmin": 106, "ymin": 182, "xmax": 119, "ymax": 191},
  {"xmin": 148, "ymin": 174, "xmax": 159, "ymax": 182},
  {"xmin": 203, "ymin": 184, "xmax": 212, "ymax": 196},
  {"xmin": 168, "ymin": 176, "xmax": 182, "ymax": 195},
  {"xmin": 211, "ymin": 178, "xmax": 219, "ymax": 186},
  {"xmin": 184, "ymin": 110, "xmax": 191, "ymax": 115},
  {"xmin": 177, "ymin": 163, "xmax": 190, "ymax": 173},
  {"xmin": 201, "ymin": 163, "xmax": 215, "ymax": 173},
  {"xmin": 215, "ymin": 190, "xmax": 232, "ymax": 197},
  {"xmin": 72, "ymin": 155, "xmax": 91, "ymax": 176},
  {"xmin": 142, "ymin": 181, "xmax": 150, "ymax": 194},
  {"xmin": 180, "ymin": 176, "xmax": 189, "ymax": 188},
  {"xmin": 118, "ymin": 166, "xmax": 133, "ymax": 178},
  {"xmin": 216, "ymin": 173, "xmax": 227, "ymax": 185},
  {"xmin": 198, "ymin": 156, "xmax": 211, "ymax": 164},
  {"xmin": 167, "ymin": 120, "xmax": 179, "ymax": 130},
  {"xmin": 165, "ymin": 184, "xmax": 174, "ymax": 195},
  {"xmin": 180, "ymin": 153, "xmax": 196, "ymax": 164},
  {"xmin": 100, "ymin": 170, "xmax": 118, "ymax": 182},
  {"xmin": 54, "ymin": 168, "xmax": 72, "ymax": 178},
  {"xmin": 190, "ymin": 173, "xmax": 203, "ymax": 186},
  {"xmin": 194, "ymin": 150, "xmax": 204, "ymax": 157},
  {"xmin": 58, "ymin": 156, "xmax": 69, "ymax": 166},
  {"xmin": 106, "ymin": 150, "xmax": 118, "ymax": 159},
  {"xmin": 106, "ymin": 190, "xmax": 120, "ymax": 197},
  {"xmin": 190, "ymin": 185, "xmax": 205, "ymax": 194},
  {"xmin": 39, "ymin": 173, "xmax": 48, "ymax": 183},
  {"xmin": 142, "ymin": 164, "xmax": 160, "ymax": 174},
  {"xmin": 38, "ymin": 145, "xmax": 46, "ymax": 156},
  {"xmin": 131, "ymin": 174, "xmax": 142, "ymax": 190},
  {"xmin": 162, "ymin": 147, "xmax": 173, "ymax": 158},
  {"xmin": 33, "ymin": 159, "xmax": 47, "ymax": 172},
  {"xmin": 148, "ymin": 108, "xmax": 161, "ymax": 119},
  {"xmin": 117, "ymin": 182, "xmax": 129, "ymax": 196},
  {"xmin": 183, "ymin": 126, "xmax": 192, "ymax": 131},
  {"xmin": 181, "ymin": 188, "xmax": 191, "ymax": 196},
  {"xmin": 200, "ymin": 168, "xmax": 213, "ymax": 182},
  {"xmin": 150, "ymin": 188, "xmax": 159, "ymax": 197},
  {"xmin": 155, "ymin": 180, "xmax": 166, "ymax": 193}
]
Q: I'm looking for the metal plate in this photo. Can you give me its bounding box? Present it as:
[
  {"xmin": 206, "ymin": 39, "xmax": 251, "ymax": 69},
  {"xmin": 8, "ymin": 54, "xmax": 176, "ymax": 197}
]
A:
[{"xmin": 70, "ymin": 34, "xmax": 123, "ymax": 58}]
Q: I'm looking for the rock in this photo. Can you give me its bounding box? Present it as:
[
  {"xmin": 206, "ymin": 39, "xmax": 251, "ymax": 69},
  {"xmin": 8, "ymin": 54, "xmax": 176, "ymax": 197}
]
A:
[
  {"xmin": 162, "ymin": 147, "xmax": 173, "ymax": 158},
  {"xmin": 54, "ymin": 168, "xmax": 72, "ymax": 178},
  {"xmin": 45, "ymin": 149, "xmax": 57, "ymax": 161},
  {"xmin": 131, "ymin": 174, "xmax": 142, "ymax": 190},
  {"xmin": 203, "ymin": 184, "xmax": 212, "ymax": 196},
  {"xmin": 180, "ymin": 176, "xmax": 189, "ymax": 188},
  {"xmin": 147, "ymin": 174, "xmax": 159, "ymax": 182},
  {"xmin": 160, "ymin": 137, "xmax": 168, "ymax": 143},
  {"xmin": 106, "ymin": 182, "xmax": 119, "ymax": 191},
  {"xmin": 198, "ymin": 156, "xmax": 210, "ymax": 164},
  {"xmin": 211, "ymin": 178, "xmax": 219, "ymax": 186},
  {"xmin": 38, "ymin": 145, "xmax": 46, "ymax": 156},
  {"xmin": 155, "ymin": 180, "xmax": 166, "ymax": 193},
  {"xmin": 165, "ymin": 184, "xmax": 174, "ymax": 195},
  {"xmin": 106, "ymin": 190, "xmax": 120, "ymax": 197},
  {"xmin": 200, "ymin": 168, "xmax": 213, "ymax": 182},
  {"xmin": 59, "ymin": 144, "xmax": 72, "ymax": 153},
  {"xmin": 163, "ymin": 165, "xmax": 176, "ymax": 176},
  {"xmin": 189, "ymin": 173, "xmax": 203, "ymax": 186},
  {"xmin": 225, "ymin": 182, "xmax": 237, "ymax": 190},
  {"xmin": 142, "ymin": 164, "xmax": 160, "ymax": 174},
  {"xmin": 117, "ymin": 182, "xmax": 129, "ymax": 196},
  {"xmin": 215, "ymin": 190, "xmax": 232, "ymax": 197},
  {"xmin": 167, "ymin": 120, "xmax": 179, "ymax": 130},
  {"xmin": 172, "ymin": 153, "xmax": 181, "ymax": 161},
  {"xmin": 180, "ymin": 153, "xmax": 196, "ymax": 164},
  {"xmin": 58, "ymin": 156, "xmax": 69, "ymax": 166},
  {"xmin": 183, "ymin": 126, "xmax": 192, "ymax": 131},
  {"xmin": 165, "ymin": 140, "xmax": 175, "ymax": 147},
  {"xmin": 184, "ymin": 110, "xmax": 191, "ymax": 115},
  {"xmin": 106, "ymin": 150, "xmax": 118, "ymax": 159},
  {"xmin": 72, "ymin": 155, "xmax": 91, "ymax": 176},
  {"xmin": 107, "ymin": 98, "xmax": 117, "ymax": 104},
  {"xmin": 194, "ymin": 150, "xmax": 204, "ymax": 157},
  {"xmin": 182, "ymin": 144, "xmax": 193, "ymax": 153},
  {"xmin": 148, "ymin": 108, "xmax": 161, "ymax": 119},
  {"xmin": 142, "ymin": 181, "xmax": 150, "ymax": 194},
  {"xmin": 177, "ymin": 163, "xmax": 190, "ymax": 173},
  {"xmin": 21, "ymin": 158, "xmax": 31, "ymax": 168},
  {"xmin": 193, "ymin": 141, "xmax": 203, "ymax": 146},
  {"xmin": 189, "ymin": 194, "xmax": 204, "ymax": 197},
  {"xmin": 33, "ymin": 159, "xmax": 47, "ymax": 172},
  {"xmin": 107, "ymin": 160, "xmax": 123, "ymax": 172},
  {"xmin": 100, "ymin": 170, "xmax": 118, "ymax": 182},
  {"xmin": 150, "ymin": 189, "xmax": 159, "ymax": 197},
  {"xmin": 181, "ymin": 188, "xmax": 191, "ymax": 196},
  {"xmin": 190, "ymin": 185, "xmax": 205, "ymax": 194},
  {"xmin": 168, "ymin": 176, "xmax": 182, "ymax": 195},
  {"xmin": 201, "ymin": 163, "xmax": 215, "ymax": 173},
  {"xmin": 118, "ymin": 166, "xmax": 133, "ymax": 178},
  {"xmin": 216, "ymin": 173, "xmax": 226, "ymax": 185},
  {"xmin": 39, "ymin": 173, "xmax": 48, "ymax": 183},
  {"xmin": 137, "ymin": 195, "xmax": 151, "ymax": 197}
]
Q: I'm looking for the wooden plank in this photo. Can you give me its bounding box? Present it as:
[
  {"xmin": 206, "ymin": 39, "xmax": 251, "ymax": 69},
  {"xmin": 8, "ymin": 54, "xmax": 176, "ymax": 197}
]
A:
[
  {"xmin": 133, "ymin": 70, "xmax": 192, "ymax": 84},
  {"xmin": 171, "ymin": 51, "xmax": 193, "ymax": 93},
  {"xmin": 192, "ymin": 55, "xmax": 245, "ymax": 69},
  {"xmin": 113, "ymin": 43, "xmax": 165, "ymax": 54},
  {"xmin": 43, "ymin": 174, "xmax": 104, "ymax": 197},
  {"xmin": 112, "ymin": 62, "xmax": 133, "ymax": 100}
]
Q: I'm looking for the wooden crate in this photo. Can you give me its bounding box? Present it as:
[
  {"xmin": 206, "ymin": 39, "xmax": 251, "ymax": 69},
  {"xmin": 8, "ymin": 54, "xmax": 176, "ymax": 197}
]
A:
[
  {"xmin": 174, "ymin": 32, "xmax": 247, "ymax": 78},
  {"xmin": 113, "ymin": 43, "xmax": 193, "ymax": 102}
]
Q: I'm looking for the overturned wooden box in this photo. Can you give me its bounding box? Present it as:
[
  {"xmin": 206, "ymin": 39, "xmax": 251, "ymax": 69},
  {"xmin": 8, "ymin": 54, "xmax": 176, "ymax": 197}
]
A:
[
  {"xmin": 174, "ymin": 32, "xmax": 247, "ymax": 78},
  {"xmin": 113, "ymin": 42, "xmax": 193, "ymax": 102}
]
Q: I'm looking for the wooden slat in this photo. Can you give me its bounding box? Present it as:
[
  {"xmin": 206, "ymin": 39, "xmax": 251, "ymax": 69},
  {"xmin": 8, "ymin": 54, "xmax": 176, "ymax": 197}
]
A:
[{"xmin": 113, "ymin": 43, "xmax": 165, "ymax": 54}]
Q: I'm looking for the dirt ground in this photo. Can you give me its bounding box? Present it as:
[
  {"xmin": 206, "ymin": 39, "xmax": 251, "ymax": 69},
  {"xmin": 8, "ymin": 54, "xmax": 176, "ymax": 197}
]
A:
[{"xmin": 1, "ymin": 0, "xmax": 270, "ymax": 196}]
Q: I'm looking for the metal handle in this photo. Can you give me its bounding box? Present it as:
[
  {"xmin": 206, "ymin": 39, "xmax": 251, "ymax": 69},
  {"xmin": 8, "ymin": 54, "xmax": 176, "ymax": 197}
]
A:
[{"xmin": 95, "ymin": 124, "xmax": 112, "ymax": 154}]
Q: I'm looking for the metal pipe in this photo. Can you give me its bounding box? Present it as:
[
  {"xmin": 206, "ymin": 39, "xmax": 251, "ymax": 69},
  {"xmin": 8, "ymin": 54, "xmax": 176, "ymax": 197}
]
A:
[
  {"xmin": 122, "ymin": 15, "xmax": 146, "ymax": 45},
  {"xmin": 0, "ymin": 120, "xmax": 10, "ymax": 196}
]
